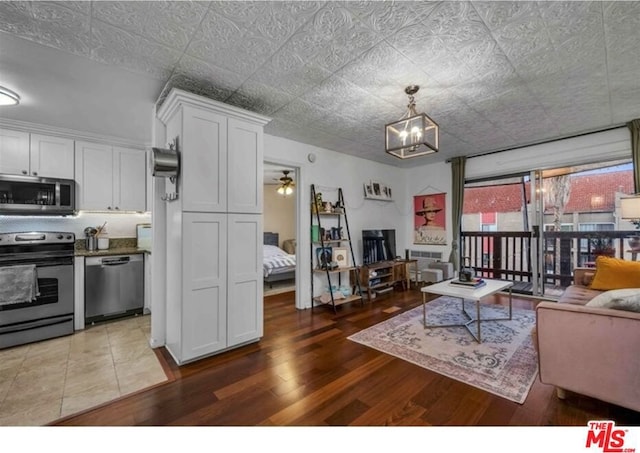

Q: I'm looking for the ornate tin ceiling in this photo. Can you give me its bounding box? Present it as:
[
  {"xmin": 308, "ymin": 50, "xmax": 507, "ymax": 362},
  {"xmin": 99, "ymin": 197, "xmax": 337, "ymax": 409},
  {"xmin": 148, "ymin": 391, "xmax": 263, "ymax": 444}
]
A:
[{"xmin": 0, "ymin": 1, "xmax": 639, "ymax": 167}]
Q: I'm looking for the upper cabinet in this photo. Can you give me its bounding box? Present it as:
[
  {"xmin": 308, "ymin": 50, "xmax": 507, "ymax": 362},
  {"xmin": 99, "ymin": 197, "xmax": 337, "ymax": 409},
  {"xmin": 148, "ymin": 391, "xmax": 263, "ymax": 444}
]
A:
[
  {"xmin": 157, "ymin": 90, "xmax": 268, "ymax": 214},
  {"xmin": 30, "ymin": 134, "xmax": 75, "ymax": 179},
  {"xmin": 75, "ymin": 141, "xmax": 146, "ymax": 211},
  {"xmin": 0, "ymin": 129, "xmax": 74, "ymax": 179}
]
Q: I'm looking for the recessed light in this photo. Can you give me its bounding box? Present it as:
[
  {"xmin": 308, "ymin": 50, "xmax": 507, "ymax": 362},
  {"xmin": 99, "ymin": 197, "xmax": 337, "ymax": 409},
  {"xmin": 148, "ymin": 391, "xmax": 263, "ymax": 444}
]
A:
[{"xmin": 0, "ymin": 86, "xmax": 20, "ymax": 106}]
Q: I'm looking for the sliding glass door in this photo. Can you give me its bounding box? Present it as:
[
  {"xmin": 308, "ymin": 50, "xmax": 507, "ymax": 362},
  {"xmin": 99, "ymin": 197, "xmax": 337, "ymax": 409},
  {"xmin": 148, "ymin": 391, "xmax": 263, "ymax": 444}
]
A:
[{"xmin": 462, "ymin": 158, "xmax": 634, "ymax": 298}]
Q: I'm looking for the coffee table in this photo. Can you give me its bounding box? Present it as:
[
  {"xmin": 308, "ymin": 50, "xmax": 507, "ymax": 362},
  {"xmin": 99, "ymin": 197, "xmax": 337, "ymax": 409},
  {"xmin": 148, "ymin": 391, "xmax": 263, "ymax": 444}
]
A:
[{"xmin": 420, "ymin": 278, "xmax": 514, "ymax": 343}]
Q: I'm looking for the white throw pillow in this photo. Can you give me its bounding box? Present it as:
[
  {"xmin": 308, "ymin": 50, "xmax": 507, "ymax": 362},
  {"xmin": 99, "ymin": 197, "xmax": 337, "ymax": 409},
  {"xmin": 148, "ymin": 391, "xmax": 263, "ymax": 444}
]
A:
[{"xmin": 586, "ymin": 288, "xmax": 640, "ymax": 313}]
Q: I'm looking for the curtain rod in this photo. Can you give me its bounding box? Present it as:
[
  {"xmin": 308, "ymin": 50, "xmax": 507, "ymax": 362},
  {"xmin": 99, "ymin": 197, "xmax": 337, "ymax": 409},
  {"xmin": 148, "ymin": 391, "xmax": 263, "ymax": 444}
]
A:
[{"xmin": 446, "ymin": 124, "xmax": 627, "ymax": 163}]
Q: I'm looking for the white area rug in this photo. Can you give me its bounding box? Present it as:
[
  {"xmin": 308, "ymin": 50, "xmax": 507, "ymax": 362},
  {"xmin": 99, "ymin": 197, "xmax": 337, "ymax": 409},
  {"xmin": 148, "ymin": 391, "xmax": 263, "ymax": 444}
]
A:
[{"xmin": 348, "ymin": 296, "xmax": 538, "ymax": 404}]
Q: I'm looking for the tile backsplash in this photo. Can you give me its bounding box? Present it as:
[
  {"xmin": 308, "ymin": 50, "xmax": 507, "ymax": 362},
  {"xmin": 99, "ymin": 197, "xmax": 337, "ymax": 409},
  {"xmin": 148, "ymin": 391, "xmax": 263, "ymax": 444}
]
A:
[{"xmin": 0, "ymin": 211, "xmax": 151, "ymax": 238}]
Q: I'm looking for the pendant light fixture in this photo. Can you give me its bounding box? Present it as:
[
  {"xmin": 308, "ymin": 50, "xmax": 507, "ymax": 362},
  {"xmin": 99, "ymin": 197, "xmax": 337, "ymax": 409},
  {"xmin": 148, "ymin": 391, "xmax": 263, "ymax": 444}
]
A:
[
  {"xmin": 385, "ymin": 85, "xmax": 439, "ymax": 159},
  {"xmin": 0, "ymin": 86, "xmax": 20, "ymax": 106}
]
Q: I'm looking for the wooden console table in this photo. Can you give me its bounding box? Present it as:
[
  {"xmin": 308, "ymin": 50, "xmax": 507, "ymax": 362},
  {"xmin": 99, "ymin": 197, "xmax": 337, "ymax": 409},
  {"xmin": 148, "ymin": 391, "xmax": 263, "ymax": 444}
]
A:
[{"xmin": 353, "ymin": 259, "xmax": 418, "ymax": 300}]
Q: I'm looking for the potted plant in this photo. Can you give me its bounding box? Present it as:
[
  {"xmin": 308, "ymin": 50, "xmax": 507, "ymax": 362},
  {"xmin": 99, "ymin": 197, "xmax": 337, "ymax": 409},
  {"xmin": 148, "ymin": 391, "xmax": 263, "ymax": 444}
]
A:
[
  {"xmin": 590, "ymin": 237, "xmax": 615, "ymax": 257},
  {"xmin": 628, "ymin": 220, "xmax": 640, "ymax": 249}
]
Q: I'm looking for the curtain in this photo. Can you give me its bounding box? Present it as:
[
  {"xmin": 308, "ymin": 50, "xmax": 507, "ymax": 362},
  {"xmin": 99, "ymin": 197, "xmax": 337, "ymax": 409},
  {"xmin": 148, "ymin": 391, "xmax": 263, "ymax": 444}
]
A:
[
  {"xmin": 628, "ymin": 119, "xmax": 640, "ymax": 193},
  {"xmin": 448, "ymin": 156, "xmax": 466, "ymax": 270}
]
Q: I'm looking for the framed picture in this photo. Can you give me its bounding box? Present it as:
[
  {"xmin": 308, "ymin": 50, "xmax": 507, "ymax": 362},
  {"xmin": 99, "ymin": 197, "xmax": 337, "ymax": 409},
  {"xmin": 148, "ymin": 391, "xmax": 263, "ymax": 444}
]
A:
[
  {"xmin": 363, "ymin": 180, "xmax": 393, "ymax": 201},
  {"xmin": 316, "ymin": 246, "xmax": 332, "ymax": 269},
  {"xmin": 332, "ymin": 247, "xmax": 349, "ymax": 268},
  {"xmin": 413, "ymin": 193, "xmax": 447, "ymax": 245}
]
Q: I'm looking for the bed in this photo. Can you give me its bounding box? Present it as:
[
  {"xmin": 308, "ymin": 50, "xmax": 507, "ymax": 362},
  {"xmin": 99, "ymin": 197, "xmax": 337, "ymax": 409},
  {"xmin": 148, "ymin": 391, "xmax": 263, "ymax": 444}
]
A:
[{"xmin": 263, "ymin": 232, "xmax": 296, "ymax": 288}]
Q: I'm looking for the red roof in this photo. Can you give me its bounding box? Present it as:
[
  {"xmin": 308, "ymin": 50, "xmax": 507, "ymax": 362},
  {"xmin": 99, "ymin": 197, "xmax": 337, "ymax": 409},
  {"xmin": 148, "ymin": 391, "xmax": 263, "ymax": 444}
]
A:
[
  {"xmin": 464, "ymin": 183, "xmax": 530, "ymax": 214},
  {"xmin": 563, "ymin": 171, "xmax": 634, "ymax": 213},
  {"xmin": 463, "ymin": 170, "xmax": 634, "ymax": 214}
]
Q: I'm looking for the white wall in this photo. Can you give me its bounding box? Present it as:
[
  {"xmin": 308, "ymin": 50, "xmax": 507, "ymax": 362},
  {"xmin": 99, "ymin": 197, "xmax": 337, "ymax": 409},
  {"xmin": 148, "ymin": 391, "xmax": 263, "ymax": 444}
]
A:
[
  {"xmin": 264, "ymin": 134, "xmax": 407, "ymax": 308},
  {"xmin": 263, "ymin": 187, "xmax": 295, "ymax": 246}
]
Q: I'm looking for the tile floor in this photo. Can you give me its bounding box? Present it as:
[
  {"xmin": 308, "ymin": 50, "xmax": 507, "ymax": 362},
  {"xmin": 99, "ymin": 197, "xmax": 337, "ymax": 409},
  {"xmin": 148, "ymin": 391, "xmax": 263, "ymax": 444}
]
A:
[{"xmin": 0, "ymin": 315, "xmax": 168, "ymax": 426}]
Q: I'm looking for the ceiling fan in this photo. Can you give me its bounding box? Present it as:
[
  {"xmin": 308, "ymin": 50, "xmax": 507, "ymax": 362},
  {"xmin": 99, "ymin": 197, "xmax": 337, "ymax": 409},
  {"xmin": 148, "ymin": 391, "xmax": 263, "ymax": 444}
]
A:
[{"xmin": 276, "ymin": 170, "xmax": 295, "ymax": 195}]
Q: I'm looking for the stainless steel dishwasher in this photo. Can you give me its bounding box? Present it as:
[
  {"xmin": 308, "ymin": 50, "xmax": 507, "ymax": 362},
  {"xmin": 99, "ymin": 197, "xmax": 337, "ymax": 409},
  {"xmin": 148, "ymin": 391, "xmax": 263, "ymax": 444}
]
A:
[{"xmin": 85, "ymin": 254, "xmax": 144, "ymax": 324}]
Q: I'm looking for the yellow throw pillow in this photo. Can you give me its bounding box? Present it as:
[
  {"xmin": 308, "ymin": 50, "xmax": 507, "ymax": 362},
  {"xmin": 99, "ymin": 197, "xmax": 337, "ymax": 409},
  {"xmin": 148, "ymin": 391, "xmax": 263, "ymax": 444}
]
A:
[{"xmin": 589, "ymin": 256, "xmax": 640, "ymax": 290}]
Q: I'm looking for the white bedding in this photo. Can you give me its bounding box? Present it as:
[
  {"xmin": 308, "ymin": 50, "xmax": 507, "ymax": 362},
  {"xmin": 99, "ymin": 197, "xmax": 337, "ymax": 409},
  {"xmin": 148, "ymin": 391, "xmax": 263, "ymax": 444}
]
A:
[{"xmin": 263, "ymin": 245, "xmax": 296, "ymax": 277}]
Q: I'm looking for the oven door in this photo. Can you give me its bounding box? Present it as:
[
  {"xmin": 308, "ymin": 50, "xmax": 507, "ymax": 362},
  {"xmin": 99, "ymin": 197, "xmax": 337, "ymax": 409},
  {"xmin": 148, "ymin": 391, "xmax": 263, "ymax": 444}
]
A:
[{"xmin": 0, "ymin": 260, "xmax": 74, "ymax": 348}]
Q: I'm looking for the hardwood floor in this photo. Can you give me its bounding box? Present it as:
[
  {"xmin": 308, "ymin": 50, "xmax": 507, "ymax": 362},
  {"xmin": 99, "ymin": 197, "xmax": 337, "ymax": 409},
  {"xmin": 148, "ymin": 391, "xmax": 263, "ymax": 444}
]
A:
[{"xmin": 52, "ymin": 288, "xmax": 640, "ymax": 426}]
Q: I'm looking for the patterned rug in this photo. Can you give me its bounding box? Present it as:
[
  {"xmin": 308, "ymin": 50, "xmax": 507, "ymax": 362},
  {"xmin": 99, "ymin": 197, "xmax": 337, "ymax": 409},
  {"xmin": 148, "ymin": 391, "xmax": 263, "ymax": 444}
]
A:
[{"xmin": 348, "ymin": 296, "xmax": 538, "ymax": 404}]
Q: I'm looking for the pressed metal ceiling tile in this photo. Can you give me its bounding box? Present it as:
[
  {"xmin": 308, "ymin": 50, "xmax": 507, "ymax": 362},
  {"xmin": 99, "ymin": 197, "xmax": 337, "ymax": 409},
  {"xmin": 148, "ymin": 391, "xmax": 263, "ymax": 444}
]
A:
[
  {"xmin": 346, "ymin": 0, "xmax": 421, "ymax": 37},
  {"xmin": 90, "ymin": 20, "xmax": 180, "ymax": 80},
  {"xmin": 139, "ymin": 1, "xmax": 209, "ymax": 50},
  {"xmin": 226, "ymin": 81, "xmax": 294, "ymax": 116},
  {"xmin": 92, "ymin": 1, "xmax": 151, "ymax": 34},
  {"xmin": 52, "ymin": 1, "xmax": 91, "ymax": 15},
  {"xmin": 248, "ymin": 57, "xmax": 333, "ymax": 98},
  {"xmin": 0, "ymin": 0, "xmax": 639, "ymax": 166},
  {"xmin": 172, "ymin": 55, "xmax": 244, "ymax": 96},
  {"xmin": 30, "ymin": 1, "xmax": 91, "ymax": 56}
]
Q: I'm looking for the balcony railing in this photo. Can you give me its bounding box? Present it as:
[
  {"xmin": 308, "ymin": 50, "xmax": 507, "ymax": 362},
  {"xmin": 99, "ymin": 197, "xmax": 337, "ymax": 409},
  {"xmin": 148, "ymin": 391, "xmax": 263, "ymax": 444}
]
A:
[{"xmin": 461, "ymin": 230, "xmax": 639, "ymax": 294}]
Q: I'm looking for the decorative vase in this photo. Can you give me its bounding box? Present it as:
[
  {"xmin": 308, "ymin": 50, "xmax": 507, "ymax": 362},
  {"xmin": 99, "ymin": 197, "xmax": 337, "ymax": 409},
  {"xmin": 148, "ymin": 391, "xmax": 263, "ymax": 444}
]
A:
[{"xmin": 629, "ymin": 236, "xmax": 640, "ymax": 249}]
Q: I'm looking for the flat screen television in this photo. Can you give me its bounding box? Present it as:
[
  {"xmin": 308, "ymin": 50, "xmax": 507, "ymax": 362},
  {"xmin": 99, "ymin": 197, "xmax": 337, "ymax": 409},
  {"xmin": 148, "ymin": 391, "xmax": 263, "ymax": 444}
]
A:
[{"xmin": 362, "ymin": 229, "xmax": 397, "ymax": 265}]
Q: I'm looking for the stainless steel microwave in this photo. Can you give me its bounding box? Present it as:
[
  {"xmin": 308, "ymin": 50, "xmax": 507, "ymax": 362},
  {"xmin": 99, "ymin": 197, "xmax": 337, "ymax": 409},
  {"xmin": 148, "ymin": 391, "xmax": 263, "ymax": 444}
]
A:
[{"xmin": 0, "ymin": 174, "xmax": 75, "ymax": 215}]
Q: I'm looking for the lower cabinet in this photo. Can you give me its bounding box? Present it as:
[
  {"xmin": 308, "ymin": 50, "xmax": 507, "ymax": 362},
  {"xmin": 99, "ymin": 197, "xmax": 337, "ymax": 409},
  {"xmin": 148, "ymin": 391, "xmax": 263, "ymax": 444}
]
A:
[{"xmin": 166, "ymin": 212, "xmax": 263, "ymax": 364}]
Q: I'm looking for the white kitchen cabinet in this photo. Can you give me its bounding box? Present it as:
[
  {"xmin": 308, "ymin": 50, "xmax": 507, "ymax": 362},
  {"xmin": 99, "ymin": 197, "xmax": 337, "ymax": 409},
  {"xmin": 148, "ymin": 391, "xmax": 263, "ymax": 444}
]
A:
[
  {"xmin": 30, "ymin": 134, "xmax": 75, "ymax": 179},
  {"xmin": 181, "ymin": 106, "xmax": 227, "ymax": 212},
  {"xmin": 156, "ymin": 88, "xmax": 269, "ymax": 365},
  {"xmin": 75, "ymin": 141, "xmax": 146, "ymax": 211},
  {"xmin": 113, "ymin": 147, "xmax": 147, "ymax": 211},
  {"xmin": 227, "ymin": 119, "xmax": 263, "ymax": 214},
  {"xmin": 166, "ymin": 212, "xmax": 263, "ymax": 362},
  {"xmin": 0, "ymin": 128, "xmax": 29, "ymax": 175},
  {"xmin": 171, "ymin": 212, "xmax": 228, "ymax": 360},
  {"xmin": 0, "ymin": 129, "xmax": 74, "ymax": 179},
  {"xmin": 227, "ymin": 213, "xmax": 263, "ymax": 347}
]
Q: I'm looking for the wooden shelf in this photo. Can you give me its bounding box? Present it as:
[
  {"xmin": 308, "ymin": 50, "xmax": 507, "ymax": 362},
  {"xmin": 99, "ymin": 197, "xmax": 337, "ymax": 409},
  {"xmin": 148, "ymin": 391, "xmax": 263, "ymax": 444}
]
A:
[
  {"xmin": 357, "ymin": 260, "xmax": 408, "ymax": 301},
  {"xmin": 313, "ymin": 266, "xmax": 357, "ymax": 274},
  {"xmin": 312, "ymin": 239, "xmax": 350, "ymax": 245},
  {"xmin": 310, "ymin": 185, "xmax": 362, "ymax": 314},
  {"xmin": 313, "ymin": 294, "xmax": 362, "ymax": 306}
]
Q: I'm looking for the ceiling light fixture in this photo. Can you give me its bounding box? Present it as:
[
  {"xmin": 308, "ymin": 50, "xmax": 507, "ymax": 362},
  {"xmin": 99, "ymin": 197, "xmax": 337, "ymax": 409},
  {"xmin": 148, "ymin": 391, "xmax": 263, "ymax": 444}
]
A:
[
  {"xmin": 276, "ymin": 170, "xmax": 295, "ymax": 196},
  {"xmin": 0, "ymin": 86, "xmax": 20, "ymax": 106},
  {"xmin": 385, "ymin": 85, "xmax": 438, "ymax": 159}
]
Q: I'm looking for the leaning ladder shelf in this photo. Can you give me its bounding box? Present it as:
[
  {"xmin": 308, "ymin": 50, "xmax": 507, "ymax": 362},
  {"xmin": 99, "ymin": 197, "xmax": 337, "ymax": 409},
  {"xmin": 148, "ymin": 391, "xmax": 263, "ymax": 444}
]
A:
[{"xmin": 310, "ymin": 185, "xmax": 363, "ymax": 313}]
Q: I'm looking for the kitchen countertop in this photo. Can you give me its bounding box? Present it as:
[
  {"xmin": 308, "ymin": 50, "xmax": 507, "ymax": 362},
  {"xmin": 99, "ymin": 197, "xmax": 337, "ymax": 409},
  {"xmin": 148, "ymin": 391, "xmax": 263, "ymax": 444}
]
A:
[{"xmin": 74, "ymin": 237, "xmax": 150, "ymax": 257}]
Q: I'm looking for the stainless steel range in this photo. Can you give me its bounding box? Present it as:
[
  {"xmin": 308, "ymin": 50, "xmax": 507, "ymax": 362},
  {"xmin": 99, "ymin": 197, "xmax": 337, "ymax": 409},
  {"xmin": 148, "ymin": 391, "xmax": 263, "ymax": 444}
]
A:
[{"xmin": 0, "ymin": 231, "xmax": 75, "ymax": 349}]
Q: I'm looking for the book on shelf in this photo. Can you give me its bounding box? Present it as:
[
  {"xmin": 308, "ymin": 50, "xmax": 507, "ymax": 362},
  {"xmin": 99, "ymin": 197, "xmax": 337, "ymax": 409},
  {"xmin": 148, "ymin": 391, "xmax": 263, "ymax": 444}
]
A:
[{"xmin": 450, "ymin": 278, "xmax": 486, "ymax": 288}]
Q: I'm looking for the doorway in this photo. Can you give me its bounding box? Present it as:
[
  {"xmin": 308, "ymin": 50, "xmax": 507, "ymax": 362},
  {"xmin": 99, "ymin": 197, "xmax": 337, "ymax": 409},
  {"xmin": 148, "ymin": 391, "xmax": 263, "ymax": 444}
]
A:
[{"xmin": 263, "ymin": 162, "xmax": 298, "ymax": 301}]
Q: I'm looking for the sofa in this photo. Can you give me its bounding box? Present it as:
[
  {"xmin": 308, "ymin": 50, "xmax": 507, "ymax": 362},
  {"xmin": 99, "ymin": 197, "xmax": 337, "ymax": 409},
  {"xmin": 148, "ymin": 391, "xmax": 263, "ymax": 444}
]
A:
[{"xmin": 535, "ymin": 257, "xmax": 640, "ymax": 412}]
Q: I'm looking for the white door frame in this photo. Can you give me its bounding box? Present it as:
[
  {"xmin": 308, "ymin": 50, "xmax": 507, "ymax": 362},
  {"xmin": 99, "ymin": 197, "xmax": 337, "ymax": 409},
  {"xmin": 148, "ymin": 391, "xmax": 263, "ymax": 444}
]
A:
[{"xmin": 264, "ymin": 158, "xmax": 304, "ymax": 310}]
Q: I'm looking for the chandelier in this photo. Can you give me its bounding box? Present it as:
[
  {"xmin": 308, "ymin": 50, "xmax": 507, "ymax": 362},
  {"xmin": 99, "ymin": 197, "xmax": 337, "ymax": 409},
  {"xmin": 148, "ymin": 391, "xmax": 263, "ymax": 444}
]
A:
[{"xmin": 385, "ymin": 85, "xmax": 439, "ymax": 159}]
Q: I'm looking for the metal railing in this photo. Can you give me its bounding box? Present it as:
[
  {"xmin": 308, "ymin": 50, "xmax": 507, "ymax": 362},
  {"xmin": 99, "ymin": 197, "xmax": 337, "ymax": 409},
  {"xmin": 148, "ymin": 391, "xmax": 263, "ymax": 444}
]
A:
[{"xmin": 461, "ymin": 230, "xmax": 639, "ymax": 292}]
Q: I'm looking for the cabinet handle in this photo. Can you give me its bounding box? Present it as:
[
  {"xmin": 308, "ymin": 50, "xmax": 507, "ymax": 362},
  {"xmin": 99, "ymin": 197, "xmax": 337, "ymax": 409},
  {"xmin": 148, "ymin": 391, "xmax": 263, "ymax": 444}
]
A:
[
  {"xmin": 115, "ymin": 206, "xmax": 120, "ymax": 210},
  {"xmin": 32, "ymin": 171, "xmax": 38, "ymax": 176},
  {"xmin": 107, "ymin": 206, "xmax": 112, "ymax": 210},
  {"xmin": 22, "ymin": 170, "xmax": 27, "ymax": 175}
]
